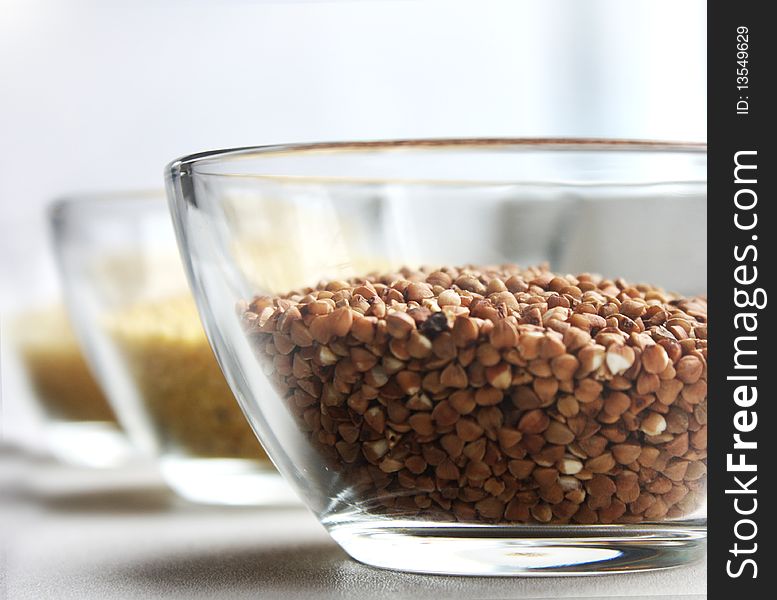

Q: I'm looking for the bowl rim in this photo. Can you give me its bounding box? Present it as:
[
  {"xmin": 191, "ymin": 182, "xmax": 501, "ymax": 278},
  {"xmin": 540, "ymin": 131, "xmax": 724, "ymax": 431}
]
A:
[
  {"xmin": 168, "ymin": 137, "xmax": 707, "ymax": 178},
  {"xmin": 48, "ymin": 190, "xmax": 165, "ymax": 215}
]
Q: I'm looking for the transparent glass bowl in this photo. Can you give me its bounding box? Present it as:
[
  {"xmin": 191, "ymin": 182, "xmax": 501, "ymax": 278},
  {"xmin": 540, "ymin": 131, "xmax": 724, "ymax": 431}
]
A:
[
  {"xmin": 166, "ymin": 139, "xmax": 707, "ymax": 574},
  {"xmin": 9, "ymin": 306, "xmax": 132, "ymax": 468},
  {"xmin": 50, "ymin": 192, "xmax": 296, "ymax": 505}
]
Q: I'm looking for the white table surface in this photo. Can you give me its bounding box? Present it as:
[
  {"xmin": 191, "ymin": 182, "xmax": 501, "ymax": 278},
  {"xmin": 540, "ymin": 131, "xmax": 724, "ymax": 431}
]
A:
[{"xmin": 1, "ymin": 446, "xmax": 706, "ymax": 600}]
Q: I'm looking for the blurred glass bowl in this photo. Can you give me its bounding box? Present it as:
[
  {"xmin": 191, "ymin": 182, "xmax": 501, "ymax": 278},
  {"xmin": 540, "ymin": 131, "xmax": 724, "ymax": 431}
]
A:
[
  {"xmin": 167, "ymin": 140, "xmax": 707, "ymax": 574},
  {"xmin": 9, "ymin": 306, "xmax": 132, "ymax": 467},
  {"xmin": 50, "ymin": 192, "xmax": 297, "ymax": 505}
]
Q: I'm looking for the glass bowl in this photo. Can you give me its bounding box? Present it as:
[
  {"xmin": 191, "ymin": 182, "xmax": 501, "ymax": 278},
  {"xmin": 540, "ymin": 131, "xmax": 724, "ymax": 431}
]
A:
[
  {"xmin": 9, "ymin": 306, "xmax": 132, "ymax": 468},
  {"xmin": 166, "ymin": 139, "xmax": 707, "ymax": 574},
  {"xmin": 50, "ymin": 192, "xmax": 296, "ymax": 505}
]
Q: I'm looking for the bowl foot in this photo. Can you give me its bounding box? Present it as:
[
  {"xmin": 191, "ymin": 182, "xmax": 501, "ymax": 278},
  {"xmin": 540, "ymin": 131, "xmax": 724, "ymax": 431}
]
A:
[
  {"xmin": 159, "ymin": 455, "xmax": 300, "ymax": 506},
  {"xmin": 46, "ymin": 421, "xmax": 133, "ymax": 468},
  {"xmin": 327, "ymin": 519, "xmax": 706, "ymax": 575}
]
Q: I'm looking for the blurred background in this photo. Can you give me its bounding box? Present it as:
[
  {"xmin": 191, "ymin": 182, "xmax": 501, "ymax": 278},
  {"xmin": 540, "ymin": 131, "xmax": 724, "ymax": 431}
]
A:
[{"xmin": 1, "ymin": 0, "xmax": 706, "ymax": 451}]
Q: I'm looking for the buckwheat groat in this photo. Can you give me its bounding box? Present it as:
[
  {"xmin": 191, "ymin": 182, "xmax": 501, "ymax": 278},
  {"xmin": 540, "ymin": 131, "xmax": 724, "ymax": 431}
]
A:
[{"xmin": 242, "ymin": 265, "xmax": 707, "ymax": 524}]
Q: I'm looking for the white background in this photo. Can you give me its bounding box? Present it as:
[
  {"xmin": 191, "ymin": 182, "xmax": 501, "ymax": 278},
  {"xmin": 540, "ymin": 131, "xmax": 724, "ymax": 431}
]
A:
[{"xmin": 0, "ymin": 0, "xmax": 706, "ymax": 444}]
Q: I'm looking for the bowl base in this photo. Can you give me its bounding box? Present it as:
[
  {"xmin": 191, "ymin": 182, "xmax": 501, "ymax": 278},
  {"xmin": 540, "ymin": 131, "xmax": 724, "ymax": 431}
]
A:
[
  {"xmin": 327, "ymin": 518, "xmax": 706, "ymax": 576},
  {"xmin": 46, "ymin": 421, "xmax": 134, "ymax": 468},
  {"xmin": 159, "ymin": 455, "xmax": 300, "ymax": 506}
]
